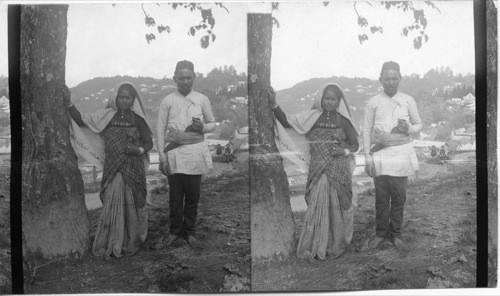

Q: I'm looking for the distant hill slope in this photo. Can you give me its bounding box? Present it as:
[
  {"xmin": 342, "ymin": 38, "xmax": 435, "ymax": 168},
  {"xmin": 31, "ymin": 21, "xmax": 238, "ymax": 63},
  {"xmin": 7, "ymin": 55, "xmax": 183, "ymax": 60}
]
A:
[
  {"xmin": 275, "ymin": 68, "xmax": 475, "ymax": 130},
  {"xmin": 0, "ymin": 76, "xmax": 7, "ymax": 95},
  {"xmin": 69, "ymin": 66, "xmax": 248, "ymax": 132}
]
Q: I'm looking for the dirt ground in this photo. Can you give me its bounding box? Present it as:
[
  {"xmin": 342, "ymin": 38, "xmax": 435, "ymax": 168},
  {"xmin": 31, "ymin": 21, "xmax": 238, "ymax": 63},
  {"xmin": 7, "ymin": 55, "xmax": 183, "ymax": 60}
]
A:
[
  {"xmin": 0, "ymin": 155, "xmax": 10, "ymax": 294},
  {"xmin": 252, "ymin": 162, "xmax": 477, "ymax": 292},
  {"xmin": 24, "ymin": 172, "xmax": 250, "ymax": 294}
]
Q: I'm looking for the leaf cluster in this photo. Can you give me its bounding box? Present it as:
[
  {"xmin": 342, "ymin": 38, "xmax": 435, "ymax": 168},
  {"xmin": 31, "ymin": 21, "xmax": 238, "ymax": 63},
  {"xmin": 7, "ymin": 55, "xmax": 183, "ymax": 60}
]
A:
[
  {"xmin": 353, "ymin": 1, "xmax": 440, "ymax": 49},
  {"xmin": 381, "ymin": 1, "xmax": 440, "ymax": 49},
  {"xmin": 141, "ymin": 4, "xmax": 171, "ymax": 44},
  {"xmin": 139, "ymin": 2, "xmax": 228, "ymax": 48},
  {"xmin": 353, "ymin": 2, "xmax": 385, "ymax": 45},
  {"xmin": 137, "ymin": 1, "xmax": 442, "ymax": 50}
]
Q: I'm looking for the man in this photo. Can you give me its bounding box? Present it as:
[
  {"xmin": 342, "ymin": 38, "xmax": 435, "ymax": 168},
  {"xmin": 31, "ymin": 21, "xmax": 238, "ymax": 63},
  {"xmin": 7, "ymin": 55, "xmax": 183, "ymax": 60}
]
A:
[
  {"xmin": 157, "ymin": 60, "xmax": 216, "ymax": 247},
  {"xmin": 362, "ymin": 61, "xmax": 422, "ymax": 251}
]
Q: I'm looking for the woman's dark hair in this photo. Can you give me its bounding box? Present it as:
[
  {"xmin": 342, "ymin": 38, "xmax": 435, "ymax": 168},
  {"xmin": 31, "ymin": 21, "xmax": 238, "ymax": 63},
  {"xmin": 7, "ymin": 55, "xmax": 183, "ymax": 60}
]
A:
[
  {"xmin": 322, "ymin": 84, "xmax": 342, "ymax": 99},
  {"xmin": 117, "ymin": 84, "xmax": 138, "ymax": 99}
]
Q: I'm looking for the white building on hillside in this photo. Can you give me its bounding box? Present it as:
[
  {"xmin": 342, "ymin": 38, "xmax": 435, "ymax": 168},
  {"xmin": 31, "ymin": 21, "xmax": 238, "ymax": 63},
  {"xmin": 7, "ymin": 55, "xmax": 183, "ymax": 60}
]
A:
[
  {"xmin": 161, "ymin": 85, "xmax": 175, "ymax": 90},
  {"xmin": 463, "ymin": 93, "xmax": 475, "ymax": 103},
  {"xmin": 234, "ymin": 126, "xmax": 248, "ymax": 139},
  {"xmin": 231, "ymin": 97, "xmax": 247, "ymax": 104},
  {"xmin": 0, "ymin": 96, "xmax": 8, "ymax": 107}
]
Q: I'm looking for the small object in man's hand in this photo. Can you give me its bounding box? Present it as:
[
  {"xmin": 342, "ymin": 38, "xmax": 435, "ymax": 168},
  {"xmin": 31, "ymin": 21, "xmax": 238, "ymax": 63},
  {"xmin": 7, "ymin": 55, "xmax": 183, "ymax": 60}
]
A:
[
  {"xmin": 391, "ymin": 119, "xmax": 409, "ymax": 135},
  {"xmin": 190, "ymin": 117, "xmax": 203, "ymax": 133},
  {"xmin": 397, "ymin": 119, "xmax": 409, "ymax": 135}
]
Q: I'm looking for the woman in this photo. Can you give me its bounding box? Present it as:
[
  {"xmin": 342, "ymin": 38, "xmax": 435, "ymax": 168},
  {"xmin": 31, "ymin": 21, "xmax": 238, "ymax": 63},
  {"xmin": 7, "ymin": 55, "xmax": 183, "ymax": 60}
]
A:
[
  {"xmin": 267, "ymin": 83, "xmax": 359, "ymax": 260},
  {"xmin": 62, "ymin": 82, "xmax": 153, "ymax": 259}
]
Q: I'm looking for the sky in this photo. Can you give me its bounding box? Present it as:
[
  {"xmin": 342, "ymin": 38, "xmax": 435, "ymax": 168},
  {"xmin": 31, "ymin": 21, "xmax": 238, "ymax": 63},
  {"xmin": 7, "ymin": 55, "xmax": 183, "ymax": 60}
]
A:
[
  {"xmin": 270, "ymin": 1, "xmax": 475, "ymax": 89},
  {"xmin": 0, "ymin": 4, "xmax": 7, "ymax": 78},
  {"xmin": 63, "ymin": 2, "xmax": 260, "ymax": 87},
  {"xmin": 0, "ymin": 1, "xmax": 475, "ymax": 90}
]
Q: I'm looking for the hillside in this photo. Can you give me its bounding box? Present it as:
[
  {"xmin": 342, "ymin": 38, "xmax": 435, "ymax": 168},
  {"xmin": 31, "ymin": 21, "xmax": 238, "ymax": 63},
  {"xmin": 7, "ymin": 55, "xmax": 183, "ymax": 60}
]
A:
[
  {"xmin": 70, "ymin": 66, "xmax": 248, "ymax": 135},
  {"xmin": 275, "ymin": 67, "xmax": 475, "ymax": 136},
  {"xmin": 0, "ymin": 76, "xmax": 7, "ymax": 92}
]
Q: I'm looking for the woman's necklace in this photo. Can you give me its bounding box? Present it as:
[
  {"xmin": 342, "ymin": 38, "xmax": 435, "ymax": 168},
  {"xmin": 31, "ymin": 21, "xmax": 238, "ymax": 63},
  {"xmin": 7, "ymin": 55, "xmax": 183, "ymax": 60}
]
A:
[
  {"xmin": 325, "ymin": 111, "xmax": 335, "ymax": 121},
  {"xmin": 113, "ymin": 109, "xmax": 133, "ymax": 127},
  {"xmin": 317, "ymin": 111, "xmax": 337, "ymax": 128}
]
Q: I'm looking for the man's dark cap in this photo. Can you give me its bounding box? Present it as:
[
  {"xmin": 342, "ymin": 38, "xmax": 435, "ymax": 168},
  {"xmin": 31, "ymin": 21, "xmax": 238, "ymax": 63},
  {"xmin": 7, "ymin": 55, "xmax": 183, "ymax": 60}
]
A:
[
  {"xmin": 381, "ymin": 61, "xmax": 400, "ymax": 73},
  {"xmin": 175, "ymin": 60, "xmax": 194, "ymax": 72}
]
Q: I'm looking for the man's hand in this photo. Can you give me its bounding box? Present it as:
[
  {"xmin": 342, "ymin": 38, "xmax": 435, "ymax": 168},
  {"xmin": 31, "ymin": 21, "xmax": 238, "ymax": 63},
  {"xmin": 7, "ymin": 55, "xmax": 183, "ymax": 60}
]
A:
[
  {"xmin": 364, "ymin": 154, "xmax": 376, "ymax": 178},
  {"xmin": 159, "ymin": 158, "xmax": 169, "ymax": 175},
  {"xmin": 396, "ymin": 119, "xmax": 409, "ymax": 135},
  {"xmin": 190, "ymin": 117, "xmax": 203, "ymax": 133}
]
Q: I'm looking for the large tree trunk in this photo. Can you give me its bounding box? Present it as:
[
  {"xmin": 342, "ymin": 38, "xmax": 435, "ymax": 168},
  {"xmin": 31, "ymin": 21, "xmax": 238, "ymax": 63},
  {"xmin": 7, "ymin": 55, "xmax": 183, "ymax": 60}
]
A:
[
  {"xmin": 21, "ymin": 5, "xmax": 90, "ymax": 260},
  {"xmin": 248, "ymin": 14, "xmax": 295, "ymax": 260},
  {"xmin": 486, "ymin": 0, "xmax": 497, "ymax": 287}
]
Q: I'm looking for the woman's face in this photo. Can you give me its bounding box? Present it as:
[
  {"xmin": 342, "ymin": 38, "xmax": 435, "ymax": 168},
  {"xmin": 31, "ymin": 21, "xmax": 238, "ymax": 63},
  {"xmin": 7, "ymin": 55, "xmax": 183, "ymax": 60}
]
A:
[
  {"xmin": 321, "ymin": 88, "xmax": 340, "ymax": 112},
  {"xmin": 116, "ymin": 87, "xmax": 135, "ymax": 110}
]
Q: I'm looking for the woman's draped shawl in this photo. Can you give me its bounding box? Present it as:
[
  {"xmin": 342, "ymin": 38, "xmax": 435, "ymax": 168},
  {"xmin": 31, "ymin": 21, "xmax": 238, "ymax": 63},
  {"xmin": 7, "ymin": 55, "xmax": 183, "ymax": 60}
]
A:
[
  {"xmin": 69, "ymin": 81, "xmax": 152, "ymax": 184},
  {"xmin": 101, "ymin": 126, "xmax": 147, "ymax": 207},
  {"xmin": 274, "ymin": 82, "xmax": 359, "ymax": 173}
]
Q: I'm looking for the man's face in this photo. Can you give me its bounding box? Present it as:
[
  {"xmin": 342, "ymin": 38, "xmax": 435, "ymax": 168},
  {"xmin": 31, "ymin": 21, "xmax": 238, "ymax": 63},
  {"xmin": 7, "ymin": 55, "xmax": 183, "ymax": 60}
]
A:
[
  {"xmin": 174, "ymin": 69, "xmax": 195, "ymax": 96},
  {"xmin": 379, "ymin": 70, "xmax": 401, "ymax": 97}
]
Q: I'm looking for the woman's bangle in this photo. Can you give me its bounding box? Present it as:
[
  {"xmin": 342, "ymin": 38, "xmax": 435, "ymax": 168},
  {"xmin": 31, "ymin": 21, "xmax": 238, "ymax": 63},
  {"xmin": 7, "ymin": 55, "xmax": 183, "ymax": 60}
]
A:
[
  {"xmin": 344, "ymin": 149, "xmax": 350, "ymax": 156},
  {"xmin": 139, "ymin": 147, "xmax": 145, "ymax": 155}
]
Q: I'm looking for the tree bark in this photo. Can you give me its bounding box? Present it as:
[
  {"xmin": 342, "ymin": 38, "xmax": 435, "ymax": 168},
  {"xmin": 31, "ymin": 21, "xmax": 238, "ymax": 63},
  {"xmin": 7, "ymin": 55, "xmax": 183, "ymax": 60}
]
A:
[
  {"xmin": 486, "ymin": 0, "xmax": 497, "ymax": 287},
  {"xmin": 248, "ymin": 14, "xmax": 296, "ymax": 260},
  {"xmin": 21, "ymin": 5, "xmax": 90, "ymax": 260}
]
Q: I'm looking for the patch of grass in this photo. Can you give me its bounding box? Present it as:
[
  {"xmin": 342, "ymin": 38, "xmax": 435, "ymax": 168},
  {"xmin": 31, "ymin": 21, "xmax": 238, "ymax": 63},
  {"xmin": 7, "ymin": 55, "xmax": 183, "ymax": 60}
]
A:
[
  {"xmin": 157, "ymin": 272, "xmax": 196, "ymax": 292},
  {"xmin": 0, "ymin": 237, "xmax": 9, "ymax": 249},
  {"xmin": 361, "ymin": 274, "xmax": 400, "ymax": 290},
  {"xmin": 204, "ymin": 171, "xmax": 248, "ymax": 182},
  {"xmin": 457, "ymin": 228, "xmax": 476, "ymax": 247},
  {"xmin": 0, "ymin": 283, "xmax": 11, "ymax": 294},
  {"xmin": 0, "ymin": 225, "xmax": 9, "ymax": 248},
  {"xmin": 360, "ymin": 269, "xmax": 427, "ymax": 291},
  {"xmin": 359, "ymin": 187, "xmax": 375, "ymax": 197}
]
